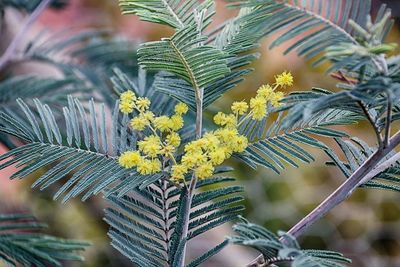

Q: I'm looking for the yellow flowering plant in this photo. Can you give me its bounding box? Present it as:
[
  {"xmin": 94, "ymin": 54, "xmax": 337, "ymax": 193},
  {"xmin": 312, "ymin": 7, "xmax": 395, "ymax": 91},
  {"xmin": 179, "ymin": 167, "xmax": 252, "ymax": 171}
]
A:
[
  {"xmin": 117, "ymin": 73, "xmax": 289, "ymax": 184},
  {"xmin": 1, "ymin": 1, "xmax": 398, "ymax": 266}
]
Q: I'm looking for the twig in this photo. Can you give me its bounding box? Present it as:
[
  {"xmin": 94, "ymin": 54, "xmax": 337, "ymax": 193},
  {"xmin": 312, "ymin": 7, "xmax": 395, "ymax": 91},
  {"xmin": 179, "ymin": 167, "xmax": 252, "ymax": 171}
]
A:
[
  {"xmin": 0, "ymin": 0, "xmax": 51, "ymax": 70},
  {"xmin": 384, "ymin": 93, "xmax": 392, "ymax": 148},
  {"xmin": 358, "ymin": 101, "xmax": 383, "ymax": 147},
  {"xmin": 358, "ymin": 152, "xmax": 400, "ymax": 186},
  {"xmin": 246, "ymin": 130, "xmax": 400, "ymax": 267}
]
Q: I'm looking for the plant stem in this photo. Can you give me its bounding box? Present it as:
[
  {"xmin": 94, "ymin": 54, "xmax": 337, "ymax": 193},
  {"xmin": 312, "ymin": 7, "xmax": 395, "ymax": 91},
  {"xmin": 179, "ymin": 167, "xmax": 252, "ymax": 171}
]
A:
[
  {"xmin": 384, "ymin": 94, "xmax": 392, "ymax": 147},
  {"xmin": 177, "ymin": 88, "xmax": 203, "ymax": 267},
  {"xmin": 0, "ymin": 0, "xmax": 51, "ymax": 70},
  {"xmin": 358, "ymin": 101, "xmax": 383, "ymax": 147},
  {"xmin": 246, "ymin": 130, "xmax": 400, "ymax": 267}
]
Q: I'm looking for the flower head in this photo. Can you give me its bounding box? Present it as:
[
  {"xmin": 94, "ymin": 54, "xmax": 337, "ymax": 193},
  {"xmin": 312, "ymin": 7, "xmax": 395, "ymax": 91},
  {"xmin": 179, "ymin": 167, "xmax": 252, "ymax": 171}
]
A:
[
  {"xmin": 270, "ymin": 91, "xmax": 285, "ymax": 107},
  {"xmin": 120, "ymin": 90, "xmax": 136, "ymax": 102},
  {"xmin": 175, "ymin": 103, "xmax": 189, "ymax": 115},
  {"xmin": 166, "ymin": 132, "xmax": 181, "ymax": 147},
  {"xmin": 171, "ymin": 165, "xmax": 188, "ymax": 182},
  {"xmin": 231, "ymin": 101, "xmax": 249, "ymax": 115},
  {"xmin": 170, "ymin": 115, "xmax": 184, "ymax": 131},
  {"xmin": 214, "ymin": 112, "xmax": 227, "ymax": 126},
  {"xmin": 119, "ymin": 101, "xmax": 134, "ymax": 114},
  {"xmin": 275, "ymin": 71, "xmax": 293, "ymax": 87},
  {"xmin": 257, "ymin": 84, "xmax": 274, "ymax": 98},
  {"xmin": 137, "ymin": 159, "xmax": 153, "ymax": 175},
  {"xmin": 138, "ymin": 135, "xmax": 162, "ymax": 157},
  {"xmin": 195, "ymin": 162, "xmax": 214, "ymax": 179},
  {"xmin": 136, "ymin": 97, "xmax": 151, "ymax": 111},
  {"xmin": 142, "ymin": 111, "xmax": 155, "ymax": 122},
  {"xmin": 119, "ymin": 151, "xmax": 142, "ymax": 168},
  {"xmin": 154, "ymin": 116, "xmax": 172, "ymax": 132},
  {"xmin": 209, "ymin": 150, "xmax": 226, "ymax": 165},
  {"xmin": 130, "ymin": 116, "xmax": 148, "ymax": 131},
  {"xmin": 250, "ymin": 96, "xmax": 267, "ymax": 120}
]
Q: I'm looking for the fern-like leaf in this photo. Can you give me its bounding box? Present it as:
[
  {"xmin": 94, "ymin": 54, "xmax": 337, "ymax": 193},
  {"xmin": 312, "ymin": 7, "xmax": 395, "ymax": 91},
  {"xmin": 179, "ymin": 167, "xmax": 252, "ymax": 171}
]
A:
[
  {"xmin": 0, "ymin": 213, "xmax": 89, "ymax": 267},
  {"xmin": 230, "ymin": 0, "xmax": 373, "ymax": 65},
  {"xmin": 238, "ymin": 95, "xmax": 360, "ymax": 173},
  {"xmin": 105, "ymin": 175, "xmax": 243, "ymax": 267},
  {"xmin": 139, "ymin": 24, "xmax": 230, "ymax": 110},
  {"xmin": 326, "ymin": 138, "xmax": 400, "ymax": 193},
  {"xmin": 119, "ymin": 0, "xmax": 214, "ymax": 29},
  {"xmin": 229, "ymin": 219, "xmax": 351, "ymax": 267}
]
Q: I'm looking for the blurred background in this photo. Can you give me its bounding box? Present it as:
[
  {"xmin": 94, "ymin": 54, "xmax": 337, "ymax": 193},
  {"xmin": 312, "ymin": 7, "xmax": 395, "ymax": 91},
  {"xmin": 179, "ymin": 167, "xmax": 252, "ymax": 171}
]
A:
[{"xmin": 0, "ymin": 0, "xmax": 400, "ymax": 266}]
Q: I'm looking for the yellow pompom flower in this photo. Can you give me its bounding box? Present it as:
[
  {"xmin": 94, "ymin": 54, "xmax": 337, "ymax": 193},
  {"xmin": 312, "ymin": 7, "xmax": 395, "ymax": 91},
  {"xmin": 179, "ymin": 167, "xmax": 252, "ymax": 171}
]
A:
[
  {"xmin": 250, "ymin": 96, "xmax": 267, "ymax": 120},
  {"xmin": 136, "ymin": 97, "xmax": 151, "ymax": 111},
  {"xmin": 209, "ymin": 150, "xmax": 226, "ymax": 165},
  {"xmin": 224, "ymin": 114, "xmax": 237, "ymax": 128},
  {"xmin": 181, "ymin": 154, "xmax": 197, "ymax": 169},
  {"xmin": 149, "ymin": 159, "xmax": 161, "ymax": 173},
  {"xmin": 175, "ymin": 103, "xmax": 189, "ymax": 115},
  {"xmin": 120, "ymin": 90, "xmax": 136, "ymax": 102},
  {"xmin": 232, "ymin": 135, "xmax": 248, "ymax": 152},
  {"xmin": 184, "ymin": 142, "xmax": 199, "ymax": 154},
  {"xmin": 203, "ymin": 133, "xmax": 220, "ymax": 151},
  {"xmin": 170, "ymin": 115, "xmax": 184, "ymax": 131},
  {"xmin": 138, "ymin": 135, "xmax": 162, "ymax": 157},
  {"xmin": 154, "ymin": 116, "xmax": 172, "ymax": 132},
  {"xmin": 231, "ymin": 101, "xmax": 249, "ymax": 115},
  {"xmin": 250, "ymin": 96, "xmax": 267, "ymax": 109},
  {"xmin": 257, "ymin": 84, "xmax": 274, "ymax": 98},
  {"xmin": 119, "ymin": 101, "xmax": 134, "ymax": 114},
  {"xmin": 195, "ymin": 162, "xmax": 214, "ymax": 179},
  {"xmin": 213, "ymin": 112, "xmax": 227, "ymax": 126},
  {"xmin": 220, "ymin": 146, "xmax": 233, "ymax": 158},
  {"xmin": 215, "ymin": 128, "xmax": 239, "ymax": 143},
  {"xmin": 137, "ymin": 159, "xmax": 153, "ymax": 175},
  {"xmin": 118, "ymin": 151, "xmax": 142, "ymax": 168},
  {"xmin": 270, "ymin": 91, "xmax": 285, "ymax": 108},
  {"xmin": 130, "ymin": 116, "xmax": 148, "ymax": 131},
  {"xmin": 166, "ymin": 132, "xmax": 181, "ymax": 147},
  {"xmin": 275, "ymin": 71, "xmax": 294, "ymax": 87},
  {"xmin": 171, "ymin": 165, "xmax": 188, "ymax": 182},
  {"xmin": 142, "ymin": 111, "xmax": 155, "ymax": 122},
  {"xmin": 192, "ymin": 152, "xmax": 207, "ymax": 164}
]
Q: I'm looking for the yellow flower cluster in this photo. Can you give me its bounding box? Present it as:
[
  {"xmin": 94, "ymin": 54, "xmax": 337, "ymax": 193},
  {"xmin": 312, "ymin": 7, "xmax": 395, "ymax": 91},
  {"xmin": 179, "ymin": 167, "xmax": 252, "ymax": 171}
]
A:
[
  {"xmin": 223, "ymin": 71, "xmax": 291, "ymax": 122},
  {"xmin": 171, "ymin": 128, "xmax": 248, "ymax": 182},
  {"xmin": 118, "ymin": 90, "xmax": 188, "ymax": 175},
  {"xmin": 118, "ymin": 71, "xmax": 293, "ymax": 183}
]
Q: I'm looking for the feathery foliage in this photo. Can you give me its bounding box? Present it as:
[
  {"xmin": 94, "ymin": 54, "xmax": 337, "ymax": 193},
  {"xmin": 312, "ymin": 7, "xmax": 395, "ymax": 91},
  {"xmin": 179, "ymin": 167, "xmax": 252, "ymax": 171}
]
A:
[
  {"xmin": 139, "ymin": 24, "xmax": 230, "ymax": 110},
  {"xmin": 105, "ymin": 175, "xmax": 244, "ymax": 267},
  {"xmin": 327, "ymin": 138, "xmax": 400, "ymax": 193},
  {"xmin": 0, "ymin": 213, "xmax": 88, "ymax": 267},
  {"xmin": 237, "ymin": 91, "xmax": 361, "ymax": 173},
  {"xmin": 230, "ymin": 218, "xmax": 351, "ymax": 267},
  {"xmin": 1, "ymin": 0, "xmax": 400, "ymax": 266},
  {"xmin": 228, "ymin": 0, "xmax": 393, "ymax": 68},
  {"xmin": 0, "ymin": 66, "xmax": 184, "ymax": 201}
]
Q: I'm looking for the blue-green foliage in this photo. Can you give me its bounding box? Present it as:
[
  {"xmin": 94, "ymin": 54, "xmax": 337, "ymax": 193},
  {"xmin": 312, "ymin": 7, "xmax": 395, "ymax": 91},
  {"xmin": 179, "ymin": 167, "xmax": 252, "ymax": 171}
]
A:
[
  {"xmin": 0, "ymin": 213, "xmax": 88, "ymax": 267},
  {"xmin": 229, "ymin": 218, "xmax": 351, "ymax": 267},
  {"xmin": 326, "ymin": 138, "xmax": 400, "ymax": 193},
  {"xmin": 105, "ymin": 175, "xmax": 244, "ymax": 267},
  {"xmin": 229, "ymin": 0, "xmax": 374, "ymax": 66}
]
